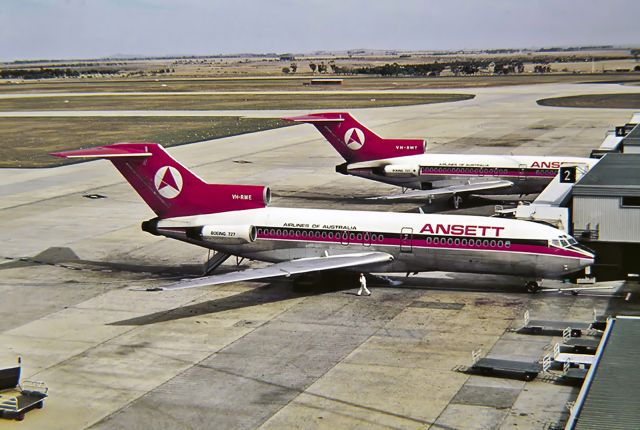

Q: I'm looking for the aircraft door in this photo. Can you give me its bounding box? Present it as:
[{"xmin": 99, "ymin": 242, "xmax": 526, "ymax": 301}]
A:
[
  {"xmin": 518, "ymin": 164, "xmax": 527, "ymax": 181},
  {"xmin": 400, "ymin": 227, "xmax": 413, "ymax": 253}
]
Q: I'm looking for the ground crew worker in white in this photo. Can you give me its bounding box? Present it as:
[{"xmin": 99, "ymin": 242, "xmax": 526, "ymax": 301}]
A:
[{"xmin": 357, "ymin": 273, "xmax": 371, "ymax": 296}]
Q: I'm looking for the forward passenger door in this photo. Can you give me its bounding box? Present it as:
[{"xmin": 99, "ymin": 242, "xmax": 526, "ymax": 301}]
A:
[{"xmin": 400, "ymin": 227, "xmax": 413, "ymax": 253}]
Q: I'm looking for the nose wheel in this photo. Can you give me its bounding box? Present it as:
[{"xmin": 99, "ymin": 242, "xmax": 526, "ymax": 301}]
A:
[{"xmin": 525, "ymin": 281, "xmax": 540, "ymax": 294}]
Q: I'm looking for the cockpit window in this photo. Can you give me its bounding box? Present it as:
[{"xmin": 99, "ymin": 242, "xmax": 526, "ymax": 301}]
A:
[{"xmin": 551, "ymin": 236, "xmax": 578, "ymax": 248}]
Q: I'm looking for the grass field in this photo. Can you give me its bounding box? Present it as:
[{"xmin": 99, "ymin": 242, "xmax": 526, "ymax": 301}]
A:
[
  {"xmin": 1, "ymin": 74, "xmax": 639, "ymax": 94},
  {"xmin": 0, "ymin": 117, "xmax": 290, "ymax": 168},
  {"xmin": 0, "ymin": 89, "xmax": 477, "ymax": 168},
  {"xmin": 537, "ymin": 93, "xmax": 640, "ymax": 108},
  {"xmin": 0, "ymin": 92, "xmax": 474, "ymax": 111}
]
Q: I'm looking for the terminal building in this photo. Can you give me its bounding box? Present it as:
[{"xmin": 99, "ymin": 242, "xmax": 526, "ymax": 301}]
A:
[
  {"xmin": 591, "ymin": 112, "xmax": 640, "ymax": 157},
  {"xmin": 571, "ymin": 154, "xmax": 640, "ymax": 281}
]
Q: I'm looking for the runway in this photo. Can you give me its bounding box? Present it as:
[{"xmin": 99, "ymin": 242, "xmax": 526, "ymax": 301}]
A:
[{"xmin": 1, "ymin": 82, "xmax": 639, "ymax": 429}]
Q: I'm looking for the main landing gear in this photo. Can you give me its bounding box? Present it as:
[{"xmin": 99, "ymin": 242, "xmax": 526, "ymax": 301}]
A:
[
  {"xmin": 450, "ymin": 194, "xmax": 464, "ymax": 209},
  {"xmin": 525, "ymin": 280, "xmax": 541, "ymax": 294}
]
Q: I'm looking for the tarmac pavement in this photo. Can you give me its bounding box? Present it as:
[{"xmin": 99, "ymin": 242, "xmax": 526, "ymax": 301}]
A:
[{"xmin": 0, "ymin": 82, "xmax": 638, "ymax": 429}]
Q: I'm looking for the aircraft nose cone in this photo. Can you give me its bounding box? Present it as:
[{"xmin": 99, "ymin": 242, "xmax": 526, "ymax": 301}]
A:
[{"xmin": 580, "ymin": 256, "xmax": 595, "ymax": 268}]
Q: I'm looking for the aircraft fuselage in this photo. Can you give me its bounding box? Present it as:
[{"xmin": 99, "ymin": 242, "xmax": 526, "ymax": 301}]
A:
[
  {"xmin": 153, "ymin": 207, "xmax": 593, "ymax": 280},
  {"xmin": 343, "ymin": 154, "xmax": 597, "ymax": 193}
]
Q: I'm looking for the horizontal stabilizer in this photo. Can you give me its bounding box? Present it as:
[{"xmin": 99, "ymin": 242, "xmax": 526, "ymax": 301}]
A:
[
  {"xmin": 283, "ymin": 113, "xmax": 345, "ymax": 123},
  {"xmin": 139, "ymin": 251, "xmax": 394, "ymax": 291},
  {"xmin": 369, "ymin": 180, "xmax": 513, "ymax": 200},
  {"xmin": 51, "ymin": 144, "xmax": 152, "ymax": 159}
]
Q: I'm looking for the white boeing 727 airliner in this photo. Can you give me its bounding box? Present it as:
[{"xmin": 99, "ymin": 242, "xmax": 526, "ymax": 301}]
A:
[
  {"xmin": 53, "ymin": 143, "xmax": 594, "ymax": 292},
  {"xmin": 285, "ymin": 112, "xmax": 599, "ymax": 208}
]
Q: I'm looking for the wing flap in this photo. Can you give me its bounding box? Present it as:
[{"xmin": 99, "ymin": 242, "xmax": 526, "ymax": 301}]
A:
[
  {"xmin": 144, "ymin": 251, "xmax": 394, "ymax": 291},
  {"xmin": 369, "ymin": 180, "xmax": 514, "ymax": 200}
]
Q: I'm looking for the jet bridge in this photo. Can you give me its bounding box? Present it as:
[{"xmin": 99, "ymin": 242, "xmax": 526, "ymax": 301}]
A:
[{"xmin": 495, "ymin": 162, "xmax": 595, "ymax": 232}]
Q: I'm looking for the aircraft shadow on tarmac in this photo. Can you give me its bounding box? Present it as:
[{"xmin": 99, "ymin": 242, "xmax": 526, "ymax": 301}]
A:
[
  {"xmin": 0, "ymin": 246, "xmax": 205, "ymax": 277},
  {"xmin": 10, "ymin": 248, "xmax": 632, "ymax": 326},
  {"xmin": 109, "ymin": 280, "xmax": 348, "ymax": 326},
  {"xmin": 110, "ymin": 271, "xmax": 538, "ymax": 327}
]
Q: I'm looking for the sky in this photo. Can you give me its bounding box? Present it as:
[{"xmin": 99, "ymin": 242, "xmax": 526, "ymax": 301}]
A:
[{"xmin": 1, "ymin": 0, "xmax": 639, "ymax": 61}]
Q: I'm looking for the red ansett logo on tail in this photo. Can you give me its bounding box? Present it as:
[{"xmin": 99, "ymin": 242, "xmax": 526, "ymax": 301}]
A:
[
  {"xmin": 154, "ymin": 166, "xmax": 183, "ymax": 199},
  {"xmin": 344, "ymin": 127, "xmax": 365, "ymax": 150}
]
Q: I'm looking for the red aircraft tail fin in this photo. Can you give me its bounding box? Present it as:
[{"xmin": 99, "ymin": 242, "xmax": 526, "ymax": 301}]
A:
[
  {"xmin": 52, "ymin": 143, "xmax": 270, "ymax": 218},
  {"xmin": 284, "ymin": 112, "xmax": 425, "ymax": 163}
]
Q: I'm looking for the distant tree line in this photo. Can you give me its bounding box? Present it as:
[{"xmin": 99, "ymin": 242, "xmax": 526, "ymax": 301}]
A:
[
  {"xmin": 331, "ymin": 60, "xmax": 527, "ymax": 76},
  {"xmin": 0, "ymin": 68, "xmax": 121, "ymax": 79}
]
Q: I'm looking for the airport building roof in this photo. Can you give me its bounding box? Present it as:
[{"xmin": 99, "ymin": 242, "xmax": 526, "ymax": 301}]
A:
[
  {"xmin": 567, "ymin": 316, "xmax": 640, "ymax": 430},
  {"xmin": 572, "ymin": 154, "xmax": 640, "ymax": 197},
  {"xmin": 622, "ymin": 123, "xmax": 640, "ymax": 150}
]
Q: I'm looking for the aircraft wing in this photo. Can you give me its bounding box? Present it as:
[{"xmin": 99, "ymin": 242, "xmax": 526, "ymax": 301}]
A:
[
  {"xmin": 368, "ymin": 179, "xmax": 514, "ymax": 200},
  {"xmin": 541, "ymin": 285, "xmax": 618, "ymax": 294},
  {"xmin": 141, "ymin": 251, "xmax": 394, "ymax": 291}
]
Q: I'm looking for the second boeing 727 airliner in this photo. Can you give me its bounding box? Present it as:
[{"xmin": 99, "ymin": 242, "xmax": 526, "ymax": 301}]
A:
[
  {"xmin": 53, "ymin": 142, "xmax": 594, "ymax": 292},
  {"xmin": 285, "ymin": 112, "xmax": 598, "ymax": 208}
]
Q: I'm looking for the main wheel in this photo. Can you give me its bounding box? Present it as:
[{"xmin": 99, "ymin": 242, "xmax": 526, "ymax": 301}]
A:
[
  {"xmin": 451, "ymin": 195, "xmax": 464, "ymax": 209},
  {"xmin": 525, "ymin": 281, "xmax": 540, "ymax": 294}
]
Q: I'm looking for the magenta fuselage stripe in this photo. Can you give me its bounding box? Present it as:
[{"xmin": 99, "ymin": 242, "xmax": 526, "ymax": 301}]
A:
[
  {"xmin": 255, "ymin": 233, "xmax": 588, "ymax": 260},
  {"xmin": 419, "ymin": 167, "xmax": 557, "ymax": 178}
]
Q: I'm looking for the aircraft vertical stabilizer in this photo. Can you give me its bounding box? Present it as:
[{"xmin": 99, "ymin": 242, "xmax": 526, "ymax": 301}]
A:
[
  {"xmin": 52, "ymin": 143, "xmax": 270, "ymax": 218},
  {"xmin": 284, "ymin": 112, "xmax": 425, "ymax": 163}
]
